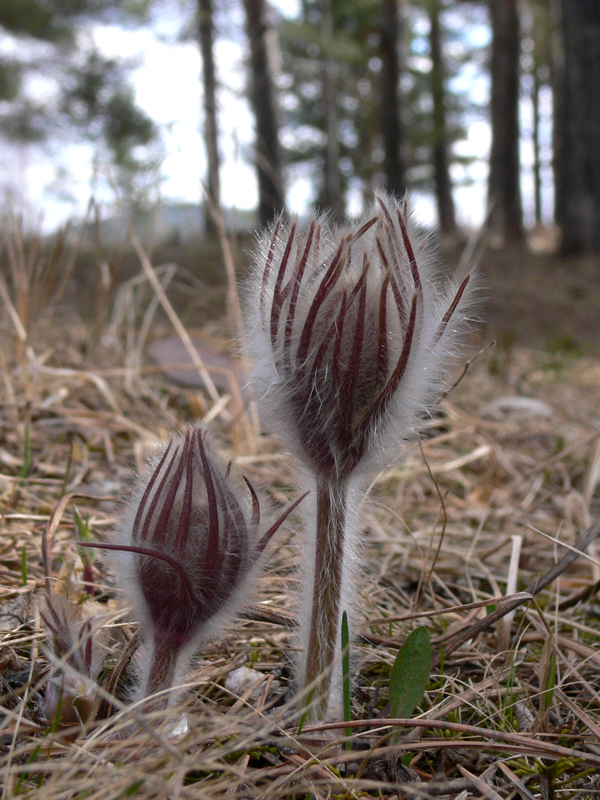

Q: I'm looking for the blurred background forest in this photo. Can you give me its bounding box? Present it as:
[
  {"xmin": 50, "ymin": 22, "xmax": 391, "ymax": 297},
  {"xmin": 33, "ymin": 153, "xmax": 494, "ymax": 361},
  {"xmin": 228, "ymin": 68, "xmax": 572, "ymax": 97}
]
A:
[{"xmin": 0, "ymin": 0, "xmax": 599, "ymax": 355}]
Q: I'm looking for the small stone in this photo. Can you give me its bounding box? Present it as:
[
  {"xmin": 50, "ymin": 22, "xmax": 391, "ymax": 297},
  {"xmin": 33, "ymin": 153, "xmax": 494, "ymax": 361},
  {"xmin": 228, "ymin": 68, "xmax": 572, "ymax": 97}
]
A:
[{"xmin": 224, "ymin": 666, "xmax": 280, "ymax": 701}]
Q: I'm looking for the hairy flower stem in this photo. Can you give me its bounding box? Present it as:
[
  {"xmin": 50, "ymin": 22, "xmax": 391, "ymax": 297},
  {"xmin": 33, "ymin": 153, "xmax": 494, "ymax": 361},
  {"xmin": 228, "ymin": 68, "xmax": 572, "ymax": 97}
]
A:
[
  {"xmin": 144, "ymin": 640, "xmax": 180, "ymax": 711},
  {"xmin": 303, "ymin": 475, "xmax": 348, "ymax": 720}
]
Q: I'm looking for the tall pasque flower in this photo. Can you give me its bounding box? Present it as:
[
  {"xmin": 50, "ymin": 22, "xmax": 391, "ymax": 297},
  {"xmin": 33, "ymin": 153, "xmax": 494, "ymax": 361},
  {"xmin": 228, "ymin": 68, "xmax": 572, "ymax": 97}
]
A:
[
  {"xmin": 246, "ymin": 192, "xmax": 473, "ymax": 720},
  {"xmin": 84, "ymin": 426, "xmax": 305, "ymax": 710}
]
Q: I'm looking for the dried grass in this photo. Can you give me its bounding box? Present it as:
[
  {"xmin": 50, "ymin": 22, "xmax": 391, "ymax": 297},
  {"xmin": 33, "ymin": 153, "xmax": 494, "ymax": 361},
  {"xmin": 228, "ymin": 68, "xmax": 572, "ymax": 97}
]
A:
[{"xmin": 1, "ymin": 221, "xmax": 600, "ymax": 798}]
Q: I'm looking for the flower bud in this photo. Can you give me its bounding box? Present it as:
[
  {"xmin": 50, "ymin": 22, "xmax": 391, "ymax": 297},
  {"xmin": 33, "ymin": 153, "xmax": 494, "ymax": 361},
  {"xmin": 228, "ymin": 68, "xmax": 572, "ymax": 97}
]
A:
[
  {"xmin": 247, "ymin": 192, "xmax": 473, "ymax": 479},
  {"xmin": 85, "ymin": 426, "xmax": 305, "ymax": 708},
  {"xmin": 40, "ymin": 595, "xmax": 107, "ymax": 727}
]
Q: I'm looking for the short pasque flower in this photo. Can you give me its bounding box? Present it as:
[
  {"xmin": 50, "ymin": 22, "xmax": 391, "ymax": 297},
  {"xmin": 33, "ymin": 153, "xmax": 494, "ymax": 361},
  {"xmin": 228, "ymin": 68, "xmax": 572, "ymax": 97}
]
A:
[
  {"xmin": 40, "ymin": 594, "xmax": 108, "ymax": 727},
  {"xmin": 85, "ymin": 426, "xmax": 306, "ymax": 709},
  {"xmin": 245, "ymin": 192, "xmax": 474, "ymax": 721}
]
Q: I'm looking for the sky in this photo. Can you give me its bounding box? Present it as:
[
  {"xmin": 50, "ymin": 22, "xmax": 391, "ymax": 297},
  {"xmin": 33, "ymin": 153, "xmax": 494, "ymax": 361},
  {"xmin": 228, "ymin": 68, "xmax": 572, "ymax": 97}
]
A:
[
  {"xmin": 1, "ymin": 2, "xmax": 552, "ymax": 235},
  {"xmin": 3, "ymin": 4, "xmax": 283, "ymax": 232}
]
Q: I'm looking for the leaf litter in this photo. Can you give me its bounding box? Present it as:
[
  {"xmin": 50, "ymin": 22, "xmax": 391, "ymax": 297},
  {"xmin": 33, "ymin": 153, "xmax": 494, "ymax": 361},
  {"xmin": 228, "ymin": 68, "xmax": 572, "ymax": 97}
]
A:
[{"xmin": 0, "ymin": 221, "xmax": 600, "ymax": 798}]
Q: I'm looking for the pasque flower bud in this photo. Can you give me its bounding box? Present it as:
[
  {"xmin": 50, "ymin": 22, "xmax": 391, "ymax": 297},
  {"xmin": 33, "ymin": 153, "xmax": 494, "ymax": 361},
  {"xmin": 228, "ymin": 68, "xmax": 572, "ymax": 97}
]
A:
[
  {"xmin": 84, "ymin": 426, "xmax": 305, "ymax": 710},
  {"xmin": 40, "ymin": 594, "xmax": 108, "ymax": 727},
  {"xmin": 247, "ymin": 193, "xmax": 472, "ymax": 480},
  {"xmin": 246, "ymin": 192, "xmax": 474, "ymax": 720}
]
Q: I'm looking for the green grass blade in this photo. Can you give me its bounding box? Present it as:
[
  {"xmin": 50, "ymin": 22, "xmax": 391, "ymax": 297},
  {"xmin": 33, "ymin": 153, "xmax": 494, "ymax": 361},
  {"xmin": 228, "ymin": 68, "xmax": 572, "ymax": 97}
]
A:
[
  {"xmin": 544, "ymin": 654, "xmax": 556, "ymax": 712},
  {"xmin": 389, "ymin": 626, "xmax": 431, "ymax": 719},
  {"xmin": 18, "ymin": 423, "xmax": 31, "ymax": 482},
  {"xmin": 297, "ymin": 688, "xmax": 314, "ymax": 736},
  {"xmin": 73, "ymin": 505, "xmax": 91, "ymax": 540},
  {"xmin": 20, "ymin": 546, "xmax": 28, "ymax": 586},
  {"xmin": 341, "ymin": 610, "xmax": 351, "ymax": 748},
  {"xmin": 60, "ymin": 439, "xmax": 74, "ymax": 497},
  {"xmin": 15, "ymin": 743, "xmax": 42, "ymax": 794},
  {"xmin": 540, "ymin": 636, "xmax": 557, "ymax": 713}
]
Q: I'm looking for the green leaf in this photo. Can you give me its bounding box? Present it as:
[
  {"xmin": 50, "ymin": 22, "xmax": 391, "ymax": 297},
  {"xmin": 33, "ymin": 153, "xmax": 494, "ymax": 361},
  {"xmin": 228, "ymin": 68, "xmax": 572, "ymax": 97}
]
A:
[
  {"xmin": 389, "ymin": 626, "xmax": 431, "ymax": 720},
  {"xmin": 341, "ymin": 610, "xmax": 351, "ymax": 748}
]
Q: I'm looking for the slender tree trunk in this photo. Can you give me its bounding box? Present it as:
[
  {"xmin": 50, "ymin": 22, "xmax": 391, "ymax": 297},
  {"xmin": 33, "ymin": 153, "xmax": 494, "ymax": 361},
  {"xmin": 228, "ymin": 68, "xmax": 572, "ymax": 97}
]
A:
[
  {"xmin": 551, "ymin": 0, "xmax": 565, "ymax": 232},
  {"xmin": 428, "ymin": 0, "xmax": 456, "ymax": 235},
  {"xmin": 380, "ymin": 0, "xmax": 406, "ymax": 196},
  {"xmin": 320, "ymin": 0, "xmax": 344, "ymax": 218},
  {"xmin": 198, "ymin": 0, "xmax": 220, "ymax": 236},
  {"xmin": 556, "ymin": 1, "xmax": 600, "ymax": 254},
  {"xmin": 488, "ymin": 0, "xmax": 524, "ymax": 243},
  {"xmin": 532, "ymin": 67, "xmax": 542, "ymax": 225},
  {"xmin": 242, "ymin": 0, "xmax": 285, "ymax": 228}
]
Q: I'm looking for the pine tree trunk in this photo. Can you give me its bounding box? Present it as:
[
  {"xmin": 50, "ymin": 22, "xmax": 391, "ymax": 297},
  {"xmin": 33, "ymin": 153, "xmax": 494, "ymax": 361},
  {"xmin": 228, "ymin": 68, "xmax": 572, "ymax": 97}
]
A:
[
  {"xmin": 428, "ymin": 0, "xmax": 456, "ymax": 235},
  {"xmin": 380, "ymin": 0, "xmax": 406, "ymax": 196},
  {"xmin": 555, "ymin": 1, "xmax": 600, "ymax": 254},
  {"xmin": 488, "ymin": 0, "xmax": 524, "ymax": 242},
  {"xmin": 551, "ymin": 0, "xmax": 565, "ymax": 234},
  {"xmin": 320, "ymin": 0, "xmax": 344, "ymax": 218},
  {"xmin": 532, "ymin": 68, "xmax": 542, "ymax": 225},
  {"xmin": 242, "ymin": 0, "xmax": 285, "ymax": 228},
  {"xmin": 198, "ymin": 0, "xmax": 220, "ymax": 237}
]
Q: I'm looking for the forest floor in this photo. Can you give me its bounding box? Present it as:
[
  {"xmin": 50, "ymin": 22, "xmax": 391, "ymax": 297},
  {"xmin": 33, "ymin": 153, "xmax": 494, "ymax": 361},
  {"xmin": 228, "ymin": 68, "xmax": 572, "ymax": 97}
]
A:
[
  {"xmin": 480, "ymin": 239, "xmax": 600, "ymax": 358},
  {"xmin": 1, "ymin": 224, "xmax": 600, "ymax": 797}
]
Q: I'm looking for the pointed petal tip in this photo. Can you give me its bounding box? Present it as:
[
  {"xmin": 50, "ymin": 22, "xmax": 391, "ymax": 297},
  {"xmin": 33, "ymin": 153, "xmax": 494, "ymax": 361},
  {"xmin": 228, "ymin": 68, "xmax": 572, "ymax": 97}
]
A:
[{"xmin": 256, "ymin": 490, "xmax": 310, "ymax": 553}]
